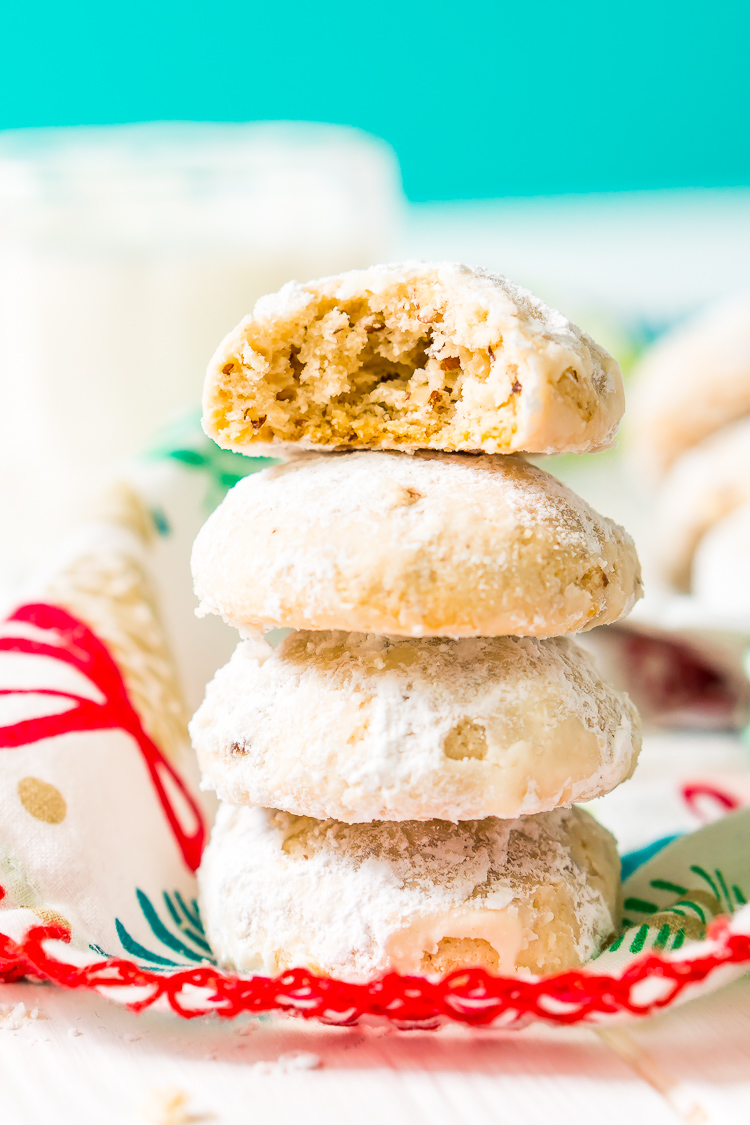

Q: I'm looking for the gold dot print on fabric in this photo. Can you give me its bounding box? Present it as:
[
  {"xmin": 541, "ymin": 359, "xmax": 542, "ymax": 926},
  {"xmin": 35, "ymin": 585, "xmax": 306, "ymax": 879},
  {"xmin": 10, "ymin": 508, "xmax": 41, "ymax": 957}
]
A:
[
  {"xmin": 34, "ymin": 907, "xmax": 71, "ymax": 932},
  {"xmin": 17, "ymin": 777, "xmax": 67, "ymax": 824}
]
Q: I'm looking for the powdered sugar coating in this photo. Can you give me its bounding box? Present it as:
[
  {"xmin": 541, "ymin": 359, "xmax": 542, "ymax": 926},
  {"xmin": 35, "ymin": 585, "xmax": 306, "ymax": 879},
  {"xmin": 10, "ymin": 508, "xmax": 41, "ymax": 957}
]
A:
[
  {"xmin": 192, "ymin": 451, "xmax": 642, "ymax": 638},
  {"xmin": 203, "ymin": 261, "xmax": 623, "ymax": 457},
  {"xmin": 191, "ymin": 631, "xmax": 641, "ymax": 822},
  {"xmin": 198, "ymin": 804, "xmax": 621, "ymax": 980}
]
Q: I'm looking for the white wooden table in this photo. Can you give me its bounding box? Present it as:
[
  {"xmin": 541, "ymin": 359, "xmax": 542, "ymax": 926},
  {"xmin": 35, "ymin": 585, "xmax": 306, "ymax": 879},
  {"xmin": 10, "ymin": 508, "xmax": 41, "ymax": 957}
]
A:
[{"xmin": 1, "ymin": 974, "xmax": 749, "ymax": 1124}]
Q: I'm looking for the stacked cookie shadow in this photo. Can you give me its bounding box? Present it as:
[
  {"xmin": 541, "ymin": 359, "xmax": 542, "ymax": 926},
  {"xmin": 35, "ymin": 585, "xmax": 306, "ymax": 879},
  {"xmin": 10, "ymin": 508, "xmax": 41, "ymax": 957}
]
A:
[{"xmin": 189, "ymin": 262, "xmax": 644, "ymax": 983}]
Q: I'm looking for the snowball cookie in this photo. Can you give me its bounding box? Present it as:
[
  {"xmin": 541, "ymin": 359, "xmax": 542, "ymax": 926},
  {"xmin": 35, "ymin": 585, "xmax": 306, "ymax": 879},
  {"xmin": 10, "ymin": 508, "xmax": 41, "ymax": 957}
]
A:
[
  {"xmin": 693, "ymin": 504, "xmax": 750, "ymax": 618},
  {"xmin": 654, "ymin": 417, "xmax": 750, "ymax": 591},
  {"xmin": 192, "ymin": 451, "xmax": 642, "ymax": 638},
  {"xmin": 199, "ymin": 805, "xmax": 621, "ymax": 980},
  {"xmin": 191, "ymin": 631, "xmax": 641, "ymax": 823},
  {"xmin": 202, "ymin": 261, "xmax": 624, "ymax": 457},
  {"xmin": 629, "ymin": 292, "xmax": 750, "ymax": 477}
]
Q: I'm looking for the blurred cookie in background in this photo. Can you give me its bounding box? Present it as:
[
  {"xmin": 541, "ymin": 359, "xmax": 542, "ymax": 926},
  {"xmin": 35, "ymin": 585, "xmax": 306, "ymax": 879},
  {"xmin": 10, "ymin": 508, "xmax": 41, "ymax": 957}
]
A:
[
  {"xmin": 628, "ymin": 291, "xmax": 750, "ymax": 478},
  {"xmin": 693, "ymin": 504, "xmax": 750, "ymax": 619},
  {"xmin": 626, "ymin": 293, "xmax": 750, "ymax": 633},
  {"xmin": 654, "ymin": 416, "xmax": 750, "ymax": 591}
]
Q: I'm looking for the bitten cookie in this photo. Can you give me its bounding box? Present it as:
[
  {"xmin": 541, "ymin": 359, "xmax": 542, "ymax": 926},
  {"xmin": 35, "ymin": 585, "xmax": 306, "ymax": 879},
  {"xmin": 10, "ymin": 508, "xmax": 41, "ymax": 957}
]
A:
[
  {"xmin": 654, "ymin": 416, "xmax": 750, "ymax": 591},
  {"xmin": 191, "ymin": 632, "xmax": 641, "ymax": 822},
  {"xmin": 192, "ymin": 451, "xmax": 642, "ymax": 638},
  {"xmin": 198, "ymin": 805, "xmax": 621, "ymax": 980},
  {"xmin": 202, "ymin": 261, "xmax": 624, "ymax": 457},
  {"xmin": 629, "ymin": 293, "xmax": 750, "ymax": 477}
]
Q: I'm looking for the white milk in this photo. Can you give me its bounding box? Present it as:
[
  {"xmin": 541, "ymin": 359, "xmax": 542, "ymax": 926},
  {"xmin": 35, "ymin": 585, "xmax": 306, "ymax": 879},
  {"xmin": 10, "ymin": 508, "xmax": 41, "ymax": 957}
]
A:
[{"xmin": 0, "ymin": 122, "xmax": 403, "ymax": 578}]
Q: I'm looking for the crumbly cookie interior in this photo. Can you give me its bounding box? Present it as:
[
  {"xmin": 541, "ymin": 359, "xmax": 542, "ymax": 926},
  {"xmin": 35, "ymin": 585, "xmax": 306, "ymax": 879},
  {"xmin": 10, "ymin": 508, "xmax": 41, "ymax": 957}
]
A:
[
  {"xmin": 212, "ymin": 277, "xmax": 597, "ymax": 450},
  {"xmin": 420, "ymin": 937, "xmax": 500, "ymax": 974}
]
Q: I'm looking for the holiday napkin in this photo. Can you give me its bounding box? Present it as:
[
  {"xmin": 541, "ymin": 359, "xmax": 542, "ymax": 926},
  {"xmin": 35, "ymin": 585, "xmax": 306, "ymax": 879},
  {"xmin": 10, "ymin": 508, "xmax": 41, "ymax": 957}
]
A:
[{"xmin": 0, "ymin": 415, "xmax": 748, "ymax": 1027}]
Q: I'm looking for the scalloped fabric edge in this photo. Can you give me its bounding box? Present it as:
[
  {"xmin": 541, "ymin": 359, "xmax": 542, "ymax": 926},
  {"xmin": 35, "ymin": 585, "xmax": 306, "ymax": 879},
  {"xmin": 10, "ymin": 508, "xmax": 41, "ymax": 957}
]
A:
[{"xmin": 1, "ymin": 910, "xmax": 749, "ymax": 1030}]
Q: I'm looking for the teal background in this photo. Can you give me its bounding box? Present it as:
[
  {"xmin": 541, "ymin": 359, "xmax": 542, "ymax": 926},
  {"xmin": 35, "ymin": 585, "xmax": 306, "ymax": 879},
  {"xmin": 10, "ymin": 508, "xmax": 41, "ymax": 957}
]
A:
[{"xmin": 3, "ymin": 0, "xmax": 748, "ymax": 202}]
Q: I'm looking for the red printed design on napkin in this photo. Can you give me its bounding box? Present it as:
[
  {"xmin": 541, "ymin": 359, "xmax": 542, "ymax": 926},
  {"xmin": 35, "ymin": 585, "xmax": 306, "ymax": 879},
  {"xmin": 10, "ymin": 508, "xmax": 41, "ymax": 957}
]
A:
[{"xmin": 0, "ymin": 603, "xmax": 206, "ymax": 872}]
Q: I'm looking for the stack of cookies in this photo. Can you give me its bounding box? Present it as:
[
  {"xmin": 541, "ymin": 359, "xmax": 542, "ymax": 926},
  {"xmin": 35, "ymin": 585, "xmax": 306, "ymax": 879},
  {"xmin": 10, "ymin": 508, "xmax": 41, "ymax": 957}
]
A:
[{"xmin": 189, "ymin": 263, "xmax": 643, "ymax": 981}]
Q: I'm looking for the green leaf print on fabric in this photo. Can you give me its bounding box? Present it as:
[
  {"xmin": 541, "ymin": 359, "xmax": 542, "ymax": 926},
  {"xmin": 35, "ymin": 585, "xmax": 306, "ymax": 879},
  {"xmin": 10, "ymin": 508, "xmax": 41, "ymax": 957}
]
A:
[
  {"xmin": 146, "ymin": 410, "xmax": 275, "ymax": 513},
  {"xmin": 108, "ymin": 887, "xmax": 215, "ymax": 968},
  {"xmin": 602, "ymin": 810, "xmax": 750, "ymax": 960}
]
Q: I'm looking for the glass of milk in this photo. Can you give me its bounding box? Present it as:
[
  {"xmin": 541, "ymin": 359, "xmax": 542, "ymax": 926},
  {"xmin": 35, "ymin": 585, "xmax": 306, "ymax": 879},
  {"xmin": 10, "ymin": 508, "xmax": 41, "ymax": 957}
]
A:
[{"xmin": 0, "ymin": 122, "xmax": 403, "ymax": 580}]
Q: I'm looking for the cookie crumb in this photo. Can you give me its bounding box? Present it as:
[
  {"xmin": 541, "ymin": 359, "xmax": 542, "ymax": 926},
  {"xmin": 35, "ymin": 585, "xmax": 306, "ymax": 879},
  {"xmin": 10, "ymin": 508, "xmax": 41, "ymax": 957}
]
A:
[
  {"xmin": 278, "ymin": 1051, "xmax": 321, "ymax": 1071},
  {"xmin": 0, "ymin": 1002, "xmax": 36, "ymax": 1031},
  {"xmin": 248, "ymin": 1051, "xmax": 321, "ymax": 1075},
  {"xmin": 141, "ymin": 1087, "xmax": 190, "ymax": 1125}
]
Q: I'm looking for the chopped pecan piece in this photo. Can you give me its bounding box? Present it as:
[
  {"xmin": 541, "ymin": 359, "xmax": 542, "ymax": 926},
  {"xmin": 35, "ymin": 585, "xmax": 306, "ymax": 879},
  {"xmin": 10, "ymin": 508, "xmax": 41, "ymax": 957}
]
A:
[{"xmin": 289, "ymin": 346, "xmax": 304, "ymax": 376}]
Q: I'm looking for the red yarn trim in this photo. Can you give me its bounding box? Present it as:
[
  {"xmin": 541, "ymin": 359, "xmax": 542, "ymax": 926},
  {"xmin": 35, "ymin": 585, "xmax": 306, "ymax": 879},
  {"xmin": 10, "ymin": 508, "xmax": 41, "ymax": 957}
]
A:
[
  {"xmin": 1, "ymin": 602, "xmax": 748, "ymax": 1027},
  {"xmin": 1, "ymin": 917, "xmax": 748, "ymax": 1028}
]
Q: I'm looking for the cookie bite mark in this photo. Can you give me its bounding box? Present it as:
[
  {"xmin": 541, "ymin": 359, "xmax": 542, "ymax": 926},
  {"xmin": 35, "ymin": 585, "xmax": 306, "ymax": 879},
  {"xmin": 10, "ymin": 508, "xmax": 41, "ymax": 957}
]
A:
[
  {"xmin": 212, "ymin": 296, "xmax": 483, "ymax": 448},
  {"xmin": 203, "ymin": 262, "xmax": 624, "ymax": 457}
]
